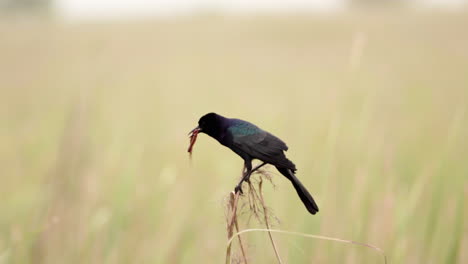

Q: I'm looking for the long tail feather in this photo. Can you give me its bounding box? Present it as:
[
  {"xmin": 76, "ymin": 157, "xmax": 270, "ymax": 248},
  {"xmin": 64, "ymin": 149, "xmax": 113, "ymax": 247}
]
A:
[{"xmin": 276, "ymin": 167, "xmax": 319, "ymax": 215}]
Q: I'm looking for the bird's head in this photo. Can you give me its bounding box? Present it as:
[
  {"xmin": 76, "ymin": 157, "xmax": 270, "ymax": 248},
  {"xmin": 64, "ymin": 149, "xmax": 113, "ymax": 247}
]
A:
[
  {"xmin": 189, "ymin": 112, "xmax": 221, "ymax": 138},
  {"xmin": 188, "ymin": 113, "xmax": 224, "ymax": 154}
]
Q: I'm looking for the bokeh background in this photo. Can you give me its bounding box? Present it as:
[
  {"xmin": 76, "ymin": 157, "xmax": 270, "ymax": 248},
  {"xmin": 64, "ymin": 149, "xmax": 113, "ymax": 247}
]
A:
[{"xmin": 1, "ymin": 0, "xmax": 467, "ymax": 263}]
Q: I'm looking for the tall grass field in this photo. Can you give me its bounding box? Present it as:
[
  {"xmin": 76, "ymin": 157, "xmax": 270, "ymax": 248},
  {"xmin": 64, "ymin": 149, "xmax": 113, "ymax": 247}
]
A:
[{"xmin": 1, "ymin": 11, "xmax": 467, "ymax": 263}]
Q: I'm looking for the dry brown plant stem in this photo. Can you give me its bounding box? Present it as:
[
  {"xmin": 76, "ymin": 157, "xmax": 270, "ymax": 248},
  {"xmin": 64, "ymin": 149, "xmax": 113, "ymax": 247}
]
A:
[
  {"xmin": 258, "ymin": 180, "xmax": 283, "ymax": 264},
  {"xmin": 226, "ymin": 191, "xmax": 248, "ymax": 264},
  {"xmin": 226, "ymin": 167, "xmax": 281, "ymax": 264},
  {"xmin": 225, "ymin": 169, "xmax": 387, "ymax": 264}
]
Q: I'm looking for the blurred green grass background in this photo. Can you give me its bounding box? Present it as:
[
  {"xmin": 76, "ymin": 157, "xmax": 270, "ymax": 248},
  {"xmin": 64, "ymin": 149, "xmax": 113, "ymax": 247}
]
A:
[{"xmin": 1, "ymin": 11, "xmax": 467, "ymax": 263}]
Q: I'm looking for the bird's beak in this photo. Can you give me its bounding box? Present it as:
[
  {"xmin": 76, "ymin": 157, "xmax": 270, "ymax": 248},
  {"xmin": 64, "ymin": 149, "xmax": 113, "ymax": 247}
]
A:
[
  {"xmin": 188, "ymin": 125, "xmax": 201, "ymax": 154},
  {"xmin": 188, "ymin": 125, "xmax": 201, "ymax": 136}
]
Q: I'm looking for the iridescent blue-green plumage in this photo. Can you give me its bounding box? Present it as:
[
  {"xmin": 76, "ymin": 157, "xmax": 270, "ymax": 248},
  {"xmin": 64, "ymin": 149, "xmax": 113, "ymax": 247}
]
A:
[
  {"xmin": 195, "ymin": 112, "xmax": 319, "ymax": 215},
  {"xmin": 227, "ymin": 120, "xmax": 262, "ymax": 136},
  {"xmin": 226, "ymin": 119, "xmax": 296, "ymax": 170}
]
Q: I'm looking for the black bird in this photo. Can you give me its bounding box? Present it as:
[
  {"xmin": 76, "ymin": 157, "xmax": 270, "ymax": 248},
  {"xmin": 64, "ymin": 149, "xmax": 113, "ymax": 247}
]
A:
[{"xmin": 189, "ymin": 112, "xmax": 319, "ymax": 215}]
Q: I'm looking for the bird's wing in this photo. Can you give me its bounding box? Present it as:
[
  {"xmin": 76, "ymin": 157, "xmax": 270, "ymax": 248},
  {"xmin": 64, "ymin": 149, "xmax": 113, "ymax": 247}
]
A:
[{"xmin": 228, "ymin": 125, "xmax": 295, "ymax": 170}]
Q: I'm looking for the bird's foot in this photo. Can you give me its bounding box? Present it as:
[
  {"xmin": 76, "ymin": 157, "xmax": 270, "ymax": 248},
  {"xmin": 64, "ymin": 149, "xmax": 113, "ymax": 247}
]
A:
[
  {"xmin": 245, "ymin": 174, "xmax": 252, "ymax": 184},
  {"xmin": 234, "ymin": 184, "xmax": 243, "ymax": 194}
]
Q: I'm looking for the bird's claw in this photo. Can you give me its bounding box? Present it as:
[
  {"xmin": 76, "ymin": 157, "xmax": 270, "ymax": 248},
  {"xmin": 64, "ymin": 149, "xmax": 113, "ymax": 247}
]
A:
[{"xmin": 234, "ymin": 184, "xmax": 243, "ymax": 194}]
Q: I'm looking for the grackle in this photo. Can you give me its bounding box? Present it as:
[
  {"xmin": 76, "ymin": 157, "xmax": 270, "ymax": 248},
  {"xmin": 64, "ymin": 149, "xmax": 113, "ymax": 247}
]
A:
[{"xmin": 189, "ymin": 112, "xmax": 319, "ymax": 215}]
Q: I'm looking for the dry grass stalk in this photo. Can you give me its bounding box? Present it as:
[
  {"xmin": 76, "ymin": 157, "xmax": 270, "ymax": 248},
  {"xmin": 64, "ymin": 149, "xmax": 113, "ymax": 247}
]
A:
[
  {"xmin": 225, "ymin": 191, "xmax": 247, "ymax": 264},
  {"xmin": 226, "ymin": 167, "xmax": 387, "ymax": 264},
  {"xmin": 258, "ymin": 179, "xmax": 283, "ymax": 264},
  {"xmin": 228, "ymin": 229, "xmax": 388, "ymax": 264},
  {"xmin": 225, "ymin": 166, "xmax": 281, "ymax": 264}
]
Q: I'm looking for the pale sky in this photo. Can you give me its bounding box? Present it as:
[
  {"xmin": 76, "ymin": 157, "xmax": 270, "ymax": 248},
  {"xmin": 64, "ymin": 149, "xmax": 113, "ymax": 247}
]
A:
[
  {"xmin": 57, "ymin": 0, "xmax": 344, "ymax": 19},
  {"xmin": 56, "ymin": 0, "xmax": 466, "ymax": 20}
]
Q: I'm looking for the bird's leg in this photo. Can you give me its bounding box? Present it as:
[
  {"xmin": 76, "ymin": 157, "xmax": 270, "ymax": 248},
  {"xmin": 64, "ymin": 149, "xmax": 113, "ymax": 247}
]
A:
[
  {"xmin": 234, "ymin": 162, "xmax": 267, "ymax": 194},
  {"xmin": 245, "ymin": 162, "xmax": 267, "ymax": 183},
  {"xmin": 235, "ymin": 161, "xmax": 252, "ymax": 194}
]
